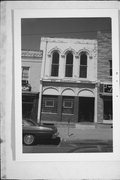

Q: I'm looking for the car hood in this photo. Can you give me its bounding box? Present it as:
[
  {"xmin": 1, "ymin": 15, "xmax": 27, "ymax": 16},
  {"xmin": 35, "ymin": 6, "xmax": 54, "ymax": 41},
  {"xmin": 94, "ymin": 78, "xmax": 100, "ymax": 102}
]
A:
[
  {"xmin": 23, "ymin": 124, "xmax": 57, "ymax": 133},
  {"xmin": 40, "ymin": 124, "xmax": 57, "ymax": 132}
]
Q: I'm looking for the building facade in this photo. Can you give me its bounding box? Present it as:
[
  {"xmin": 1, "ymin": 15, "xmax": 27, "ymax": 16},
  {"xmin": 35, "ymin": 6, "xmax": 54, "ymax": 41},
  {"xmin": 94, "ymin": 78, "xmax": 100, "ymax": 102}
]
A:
[
  {"xmin": 21, "ymin": 32, "xmax": 112, "ymax": 124},
  {"xmin": 22, "ymin": 50, "xmax": 42, "ymax": 122},
  {"xmin": 38, "ymin": 37, "xmax": 98, "ymax": 123},
  {"xmin": 97, "ymin": 32, "xmax": 112, "ymax": 124}
]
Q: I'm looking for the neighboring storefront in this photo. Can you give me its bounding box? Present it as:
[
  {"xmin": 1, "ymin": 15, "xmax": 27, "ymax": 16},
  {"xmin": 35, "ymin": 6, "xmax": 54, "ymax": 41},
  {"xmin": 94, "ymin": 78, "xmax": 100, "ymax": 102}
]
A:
[
  {"xmin": 99, "ymin": 83, "xmax": 112, "ymax": 121},
  {"xmin": 97, "ymin": 32, "xmax": 112, "ymax": 124},
  {"xmin": 21, "ymin": 50, "xmax": 42, "ymax": 122}
]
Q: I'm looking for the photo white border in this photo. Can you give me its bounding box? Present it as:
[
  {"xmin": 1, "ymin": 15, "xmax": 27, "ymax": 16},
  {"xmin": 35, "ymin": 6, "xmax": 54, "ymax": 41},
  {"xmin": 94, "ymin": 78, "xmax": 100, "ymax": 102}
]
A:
[{"xmin": 14, "ymin": 8, "xmax": 120, "ymax": 161}]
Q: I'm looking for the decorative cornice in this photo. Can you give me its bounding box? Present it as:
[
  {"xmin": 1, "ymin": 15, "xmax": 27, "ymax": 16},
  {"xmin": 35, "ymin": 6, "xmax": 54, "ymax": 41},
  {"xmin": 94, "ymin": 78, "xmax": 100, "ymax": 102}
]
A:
[{"xmin": 22, "ymin": 50, "xmax": 43, "ymax": 58}]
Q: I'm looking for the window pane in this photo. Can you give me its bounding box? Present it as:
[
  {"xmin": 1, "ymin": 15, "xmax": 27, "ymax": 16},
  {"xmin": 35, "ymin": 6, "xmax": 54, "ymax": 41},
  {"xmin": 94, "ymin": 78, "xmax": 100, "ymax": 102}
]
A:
[
  {"xmin": 65, "ymin": 65, "xmax": 73, "ymax": 77},
  {"xmin": 42, "ymin": 96, "xmax": 58, "ymax": 113},
  {"xmin": 45, "ymin": 100, "xmax": 54, "ymax": 107},
  {"xmin": 79, "ymin": 52, "xmax": 87, "ymax": 78},
  {"xmin": 63, "ymin": 100, "xmax": 73, "ymax": 108},
  {"xmin": 52, "ymin": 52, "xmax": 59, "ymax": 64},
  {"xmin": 62, "ymin": 97, "xmax": 74, "ymax": 114},
  {"xmin": 51, "ymin": 52, "xmax": 59, "ymax": 76},
  {"xmin": 65, "ymin": 52, "xmax": 73, "ymax": 77},
  {"xmin": 51, "ymin": 65, "xmax": 59, "ymax": 76},
  {"xmin": 104, "ymin": 99, "xmax": 112, "ymax": 120},
  {"xmin": 80, "ymin": 66, "xmax": 87, "ymax": 78},
  {"xmin": 80, "ymin": 53, "xmax": 87, "ymax": 65},
  {"xmin": 66, "ymin": 53, "xmax": 73, "ymax": 65}
]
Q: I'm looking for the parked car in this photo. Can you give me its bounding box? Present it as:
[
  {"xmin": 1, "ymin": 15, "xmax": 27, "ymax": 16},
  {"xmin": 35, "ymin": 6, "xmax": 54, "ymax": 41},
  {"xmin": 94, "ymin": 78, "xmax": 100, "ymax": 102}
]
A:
[{"xmin": 22, "ymin": 119, "xmax": 60, "ymax": 145}]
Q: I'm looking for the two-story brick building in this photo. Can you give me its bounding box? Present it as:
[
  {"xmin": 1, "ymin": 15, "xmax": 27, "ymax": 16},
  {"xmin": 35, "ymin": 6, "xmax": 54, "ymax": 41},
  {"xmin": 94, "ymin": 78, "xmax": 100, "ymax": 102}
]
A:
[
  {"xmin": 38, "ymin": 37, "xmax": 98, "ymax": 123},
  {"xmin": 97, "ymin": 32, "xmax": 112, "ymax": 124}
]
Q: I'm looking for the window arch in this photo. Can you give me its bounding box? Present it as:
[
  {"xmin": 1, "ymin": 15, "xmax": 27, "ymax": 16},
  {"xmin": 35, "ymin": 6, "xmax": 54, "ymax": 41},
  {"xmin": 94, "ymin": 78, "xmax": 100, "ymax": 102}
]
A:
[
  {"xmin": 51, "ymin": 51, "xmax": 59, "ymax": 77},
  {"xmin": 65, "ymin": 52, "xmax": 73, "ymax": 77},
  {"xmin": 79, "ymin": 52, "xmax": 87, "ymax": 78}
]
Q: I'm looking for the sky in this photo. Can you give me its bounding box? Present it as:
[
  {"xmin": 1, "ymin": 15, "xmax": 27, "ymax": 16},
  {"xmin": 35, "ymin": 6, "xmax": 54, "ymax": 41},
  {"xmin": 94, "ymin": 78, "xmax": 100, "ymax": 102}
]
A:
[{"xmin": 21, "ymin": 18, "xmax": 111, "ymax": 51}]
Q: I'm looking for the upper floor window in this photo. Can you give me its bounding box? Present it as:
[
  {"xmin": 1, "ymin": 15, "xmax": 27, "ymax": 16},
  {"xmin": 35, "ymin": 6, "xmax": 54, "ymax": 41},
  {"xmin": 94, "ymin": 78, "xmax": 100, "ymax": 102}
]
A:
[
  {"xmin": 109, "ymin": 60, "xmax": 112, "ymax": 76},
  {"xmin": 79, "ymin": 52, "xmax": 87, "ymax": 78},
  {"xmin": 65, "ymin": 52, "xmax": 73, "ymax": 77},
  {"xmin": 51, "ymin": 51, "xmax": 59, "ymax": 77},
  {"xmin": 22, "ymin": 66, "xmax": 30, "ymax": 81}
]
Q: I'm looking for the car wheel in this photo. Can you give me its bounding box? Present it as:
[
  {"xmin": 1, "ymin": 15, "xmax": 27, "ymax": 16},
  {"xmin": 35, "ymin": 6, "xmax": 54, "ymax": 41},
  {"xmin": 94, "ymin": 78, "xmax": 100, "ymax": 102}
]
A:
[{"xmin": 23, "ymin": 134, "xmax": 35, "ymax": 145}]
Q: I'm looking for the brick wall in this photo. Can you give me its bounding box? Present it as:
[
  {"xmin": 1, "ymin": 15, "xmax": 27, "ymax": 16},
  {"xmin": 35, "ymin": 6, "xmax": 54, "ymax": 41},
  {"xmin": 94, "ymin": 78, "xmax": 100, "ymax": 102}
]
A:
[
  {"xmin": 97, "ymin": 31, "xmax": 112, "ymax": 81},
  {"xmin": 41, "ymin": 95, "xmax": 77, "ymax": 122},
  {"xmin": 97, "ymin": 31, "xmax": 112, "ymax": 123}
]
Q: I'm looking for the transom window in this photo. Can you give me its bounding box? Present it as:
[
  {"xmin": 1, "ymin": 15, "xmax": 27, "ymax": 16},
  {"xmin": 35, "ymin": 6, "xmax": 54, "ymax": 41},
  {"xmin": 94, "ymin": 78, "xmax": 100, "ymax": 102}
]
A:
[
  {"xmin": 79, "ymin": 52, "xmax": 87, "ymax": 78},
  {"xmin": 51, "ymin": 51, "xmax": 59, "ymax": 77},
  {"xmin": 65, "ymin": 52, "xmax": 73, "ymax": 77}
]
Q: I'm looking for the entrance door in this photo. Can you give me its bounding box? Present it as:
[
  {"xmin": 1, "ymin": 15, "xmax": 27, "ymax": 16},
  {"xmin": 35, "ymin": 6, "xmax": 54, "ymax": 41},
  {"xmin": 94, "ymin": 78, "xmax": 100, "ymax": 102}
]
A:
[{"xmin": 78, "ymin": 97, "xmax": 94, "ymax": 122}]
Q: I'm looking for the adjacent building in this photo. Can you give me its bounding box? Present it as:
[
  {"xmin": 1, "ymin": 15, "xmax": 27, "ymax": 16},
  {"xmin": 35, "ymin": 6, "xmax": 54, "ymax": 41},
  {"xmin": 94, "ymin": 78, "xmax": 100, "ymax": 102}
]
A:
[
  {"xmin": 21, "ymin": 32, "xmax": 112, "ymax": 124},
  {"xmin": 22, "ymin": 50, "xmax": 42, "ymax": 121},
  {"xmin": 97, "ymin": 32, "xmax": 112, "ymax": 124}
]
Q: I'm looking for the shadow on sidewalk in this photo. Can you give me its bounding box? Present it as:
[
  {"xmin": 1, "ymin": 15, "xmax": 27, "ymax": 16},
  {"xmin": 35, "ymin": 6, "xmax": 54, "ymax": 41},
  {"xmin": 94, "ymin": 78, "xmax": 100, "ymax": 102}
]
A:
[{"xmin": 61, "ymin": 139, "xmax": 113, "ymax": 153}]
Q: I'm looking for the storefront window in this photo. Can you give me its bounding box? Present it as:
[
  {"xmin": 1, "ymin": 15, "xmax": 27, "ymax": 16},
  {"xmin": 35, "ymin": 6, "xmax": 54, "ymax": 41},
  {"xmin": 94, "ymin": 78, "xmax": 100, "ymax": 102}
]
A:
[
  {"xmin": 103, "ymin": 98, "xmax": 112, "ymax": 120},
  {"xmin": 62, "ymin": 97, "xmax": 74, "ymax": 114},
  {"xmin": 22, "ymin": 95, "xmax": 38, "ymax": 120},
  {"xmin": 42, "ymin": 95, "xmax": 58, "ymax": 113}
]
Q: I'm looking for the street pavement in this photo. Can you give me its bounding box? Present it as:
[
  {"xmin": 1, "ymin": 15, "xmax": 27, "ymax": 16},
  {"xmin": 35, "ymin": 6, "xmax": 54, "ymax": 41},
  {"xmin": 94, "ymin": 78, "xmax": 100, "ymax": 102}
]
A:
[{"xmin": 23, "ymin": 125, "xmax": 113, "ymax": 153}]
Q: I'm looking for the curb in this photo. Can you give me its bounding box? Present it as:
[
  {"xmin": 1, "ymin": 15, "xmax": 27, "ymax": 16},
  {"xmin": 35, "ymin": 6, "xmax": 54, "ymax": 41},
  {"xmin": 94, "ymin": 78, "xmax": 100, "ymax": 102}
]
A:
[{"xmin": 42, "ymin": 121, "xmax": 112, "ymax": 129}]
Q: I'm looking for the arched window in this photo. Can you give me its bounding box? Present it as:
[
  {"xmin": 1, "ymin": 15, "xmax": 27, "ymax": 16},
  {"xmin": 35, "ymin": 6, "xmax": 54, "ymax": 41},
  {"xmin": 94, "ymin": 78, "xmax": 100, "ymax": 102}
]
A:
[
  {"xmin": 79, "ymin": 52, "xmax": 87, "ymax": 78},
  {"xmin": 51, "ymin": 51, "xmax": 59, "ymax": 77},
  {"xmin": 65, "ymin": 52, "xmax": 73, "ymax": 77}
]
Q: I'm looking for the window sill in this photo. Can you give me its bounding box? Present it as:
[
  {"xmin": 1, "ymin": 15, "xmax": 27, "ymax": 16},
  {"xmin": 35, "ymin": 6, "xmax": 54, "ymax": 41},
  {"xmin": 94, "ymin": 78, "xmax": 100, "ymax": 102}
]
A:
[
  {"xmin": 103, "ymin": 120, "xmax": 113, "ymax": 124},
  {"xmin": 62, "ymin": 113, "xmax": 74, "ymax": 115},
  {"xmin": 42, "ymin": 112, "xmax": 57, "ymax": 114}
]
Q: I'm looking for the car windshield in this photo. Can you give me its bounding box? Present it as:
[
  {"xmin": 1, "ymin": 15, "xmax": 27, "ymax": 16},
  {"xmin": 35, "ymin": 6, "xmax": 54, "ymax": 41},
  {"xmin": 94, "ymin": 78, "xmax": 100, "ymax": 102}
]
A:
[{"xmin": 23, "ymin": 120, "xmax": 36, "ymax": 126}]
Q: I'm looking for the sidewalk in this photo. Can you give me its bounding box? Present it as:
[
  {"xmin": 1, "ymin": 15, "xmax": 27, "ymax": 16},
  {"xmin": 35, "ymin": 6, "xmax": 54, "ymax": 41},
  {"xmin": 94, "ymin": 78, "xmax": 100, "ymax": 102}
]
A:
[
  {"xmin": 42, "ymin": 120, "xmax": 113, "ymax": 142},
  {"xmin": 57, "ymin": 126, "xmax": 113, "ymax": 142}
]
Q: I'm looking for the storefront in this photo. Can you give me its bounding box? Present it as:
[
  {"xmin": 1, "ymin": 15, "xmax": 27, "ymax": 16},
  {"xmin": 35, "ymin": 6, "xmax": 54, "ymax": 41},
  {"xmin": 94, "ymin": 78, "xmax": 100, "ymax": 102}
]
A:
[
  {"xmin": 99, "ymin": 83, "xmax": 113, "ymax": 123},
  {"xmin": 22, "ymin": 92, "xmax": 39, "ymax": 121},
  {"xmin": 40, "ymin": 81, "xmax": 97, "ymax": 123}
]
